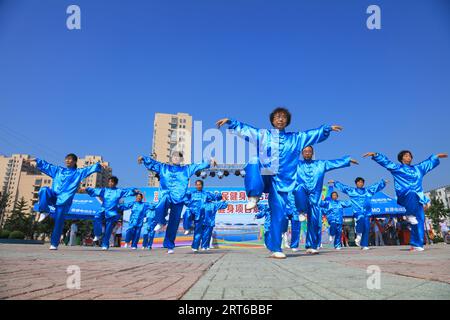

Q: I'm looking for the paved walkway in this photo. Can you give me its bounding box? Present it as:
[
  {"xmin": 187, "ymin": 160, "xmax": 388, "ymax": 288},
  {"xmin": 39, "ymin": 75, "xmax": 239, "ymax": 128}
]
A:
[{"xmin": 1, "ymin": 243, "xmax": 449, "ymax": 299}]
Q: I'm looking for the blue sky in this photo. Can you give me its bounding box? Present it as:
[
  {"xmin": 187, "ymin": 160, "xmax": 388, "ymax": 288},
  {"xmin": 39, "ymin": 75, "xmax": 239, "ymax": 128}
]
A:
[{"xmin": 0, "ymin": 0, "xmax": 449, "ymax": 195}]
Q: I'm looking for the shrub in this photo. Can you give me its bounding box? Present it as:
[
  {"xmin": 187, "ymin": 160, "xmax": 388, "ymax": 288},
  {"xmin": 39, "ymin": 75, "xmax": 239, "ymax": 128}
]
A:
[
  {"xmin": 9, "ymin": 230, "xmax": 25, "ymax": 239},
  {"xmin": 0, "ymin": 230, "xmax": 11, "ymax": 238}
]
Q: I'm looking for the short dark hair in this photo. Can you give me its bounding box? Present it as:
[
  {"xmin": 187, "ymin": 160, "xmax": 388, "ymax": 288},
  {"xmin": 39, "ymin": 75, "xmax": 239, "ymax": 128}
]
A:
[
  {"xmin": 136, "ymin": 193, "xmax": 143, "ymax": 198},
  {"xmin": 397, "ymin": 150, "xmax": 413, "ymax": 163},
  {"xmin": 109, "ymin": 176, "xmax": 119, "ymax": 185},
  {"xmin": 331, "ymin": 191, "xmax": 338, "ymax": 197},
  {"xmin": 302, "ymin": 145, "xmax": 314, "ymax": 153},
  {"xmin": 355, "ymin": 177, "xmax": 365, "ymax": 184},
  {"xmin": 65, "ymin": 153, "xmax": 78, "ymax": 168},
  {"xmin": 195, "ymin": 180, "xmax": 204, "ymax": 186},
  {"xmin": 270, "ymin": 107, "xmax": 291, "ymax": 127},
  {"xmin": 172, "ymin": 151, "xmax": 183, "ymax": 158}
]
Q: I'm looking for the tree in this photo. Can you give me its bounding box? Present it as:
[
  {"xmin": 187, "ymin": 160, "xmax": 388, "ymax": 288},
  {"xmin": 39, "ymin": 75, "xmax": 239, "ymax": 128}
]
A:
[
  {"xmin": 426, "ymin": 197, "xmax": 450, "ymax": 234},
  {"xmin": 3, "ymin": 197, "xmax": 36, "ymax": 239},
  {"xmin": 0, "ymin": 191, "xmax": 11, "ymax": 227}
]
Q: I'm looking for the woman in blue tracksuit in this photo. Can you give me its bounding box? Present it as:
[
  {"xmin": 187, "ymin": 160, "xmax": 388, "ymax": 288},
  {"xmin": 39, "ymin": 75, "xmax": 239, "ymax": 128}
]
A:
[
  {"xmin": 320, "ymin": 191, "xmax": 352, "ymax": 249},
  {"xmin": 120, "ymin": 193, "xmax": 157, "ymax": 250},
  {"xmin": 216, "ymin": 107, "xmax": 343, "ymax": 258},
  {"xmin": 294, "ymin": 145, "xmax": 358, "ymax": 254},
  {"xmin": 26, "ymin": 154, "xmax": 106, "ymax": 250},
  {"xmin": 82, "ymin": 176, "xmax": 139, "ymax": 250},
  {"xmin": 138, "ymin": 152, "xmax": 216, "ymax": 254},
  {"xmin": 364, "ymin": 150, "xmax": 447, "ymax": 251},
  {"xmin": 331, "ymin": 178, "xmax": 387, "ymax": 250},
  {"xmin": 201, "ymin": 194, "xmax": 228, "ymax": 250}
]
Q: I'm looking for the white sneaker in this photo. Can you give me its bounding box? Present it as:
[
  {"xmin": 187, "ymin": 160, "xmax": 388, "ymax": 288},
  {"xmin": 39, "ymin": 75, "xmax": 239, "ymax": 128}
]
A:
[
  {"xmin": 141, "ymin": 247, "xmax": 146, "ymax": 250},
  {"xmin": 306, "ymin": 248, "xmax": 312, "ymax": 253},
  {"xmin": 93, "ymin": 236, "xmax": 100, "ymax": 242},
  {"xmin": 184, "ymin": 230, "xmax": 190, "ymax": 235},
  {"xmin": 124, "ymin": 243, "xmax": 128, "ymax": 248},
  {"xmin": 310, "ymin": 249, "xmax": 319, "ymax": 254},
  {"xmin": 206, "ymin": 247, "xmax": 210, "ymax": 251},
  {"xmin": 245, "ymin": 196, "xmax": 259, "ymax": 210},
  {"xmin": 329, "ymin": 235, "xmax": 333, "ymax": 242},
  {"xmin": 167, "ymin": 249, "xmax": 174, "ymax": 254},
  {"xmin": 299, "ymin": 214, "xmax": 307, "ymax": 222},
  {"xmin": 410, "ymin": 246, "xmax": 424, "ymax": 252},
  {"xmin": 335, "ymin": 247, "xmax": 342, "ymax": 250},
  {"xmin": 38, "ymin": 212, "xmax": 50, "ymax": 222},
  {"xmin": 154, "ymin": 224, "xmax": 163, "ymax": 232},
  {"xmin": 49, "ymin": 245, "xmax": 57, "ymax": 250},
  {"xmin": 407, "ymin": 215, "xmax": 418, "ymax": 225},
  {"xmin": 192, "ymin": 248, "xmax": 198, "ymax": 252},
  {"xmin": 361, "ymin": 246, "xmax": 370, "ymax": 251},
  {"xmin": 291, "ymin": 248, "xmax": 299, "ymax": 252},
  {"xmin": 270, "ymin": 252, "xmax": 286, "ymax": 259},
  {"xmin": 131, "ymin": 247, "xmax": 137, "ymax": 250},
  {"xmin": 101, "ymin": 246, "xmax": 108, "ymax": 250}
]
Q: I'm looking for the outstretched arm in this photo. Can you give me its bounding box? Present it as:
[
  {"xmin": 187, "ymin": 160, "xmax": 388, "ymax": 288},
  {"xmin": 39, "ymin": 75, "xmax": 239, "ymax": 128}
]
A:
[
  {"xmin": 332, "ymin": 180, "xmax": 353, "ymax": 195},
  {"xmin": 417, "ymin": 154, "xmax": 446, "ymax": 175},
  {"xmin": 324, "ymin": 156, "xmax": 355, "ymax": 172},
  {"xmin": 85, "ymin": 187, "xmax": 104, "ymax": 198},
  {"xmin": 187, "ymin": 158, "xmax": 216, "ymax": 177},
  {"xmin": 217, "ymin": 118, "xmax": 261, "ymax": 144},
  {"xmin": 368, "ymin": 179, "xmax": 387, "ymax": 195},
  {"xmin": 138, "ymin": 155, "xmax": 163, "ymax": 174},
  {"xmin": 215, "ymin": 201, "xmax": 229, "ymax": 211},
  {"xmin": 296, "ymin": 124, "xmax": 342, "ymax": 150},
  {"xmin": 35, "ymin": 158, "xmax": 59, "ymax": 178},
  {"xmin": 118, "ymin": 201, "xmax": 134, "ymax": 211},
  {"xmin": 121, "ymin": 188, "xmax": 140, "ymax": 198},
  {"xmin": 365, "ymin": 152, "xmax": 399, "ymax": 171},
  {"xmin": 80, "ymin": 162, "xmax": 104, "ymax": 180}
]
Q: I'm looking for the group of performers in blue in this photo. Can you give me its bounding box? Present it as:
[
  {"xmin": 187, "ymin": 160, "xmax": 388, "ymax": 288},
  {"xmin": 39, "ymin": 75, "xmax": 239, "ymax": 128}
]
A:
[{"xmin": 26, "ymin": 107, "xmax": 447, "ymax": 258}]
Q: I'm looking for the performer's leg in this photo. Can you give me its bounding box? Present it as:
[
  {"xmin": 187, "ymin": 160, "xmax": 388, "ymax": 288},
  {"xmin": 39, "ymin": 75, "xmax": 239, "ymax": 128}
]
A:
[
  {"xmin": 335, "ymin": 224, "xmax": 343, "ymax": 248},
  {"xmin": 93, "ymin": 211, "xmax": 105, "ymax": 238},
  {"xmin": 163, "ymin": 202, "xmax": 184, "ymax": 250},
  {"xmin": 142, "ymin": 232, "xmax": 149, "ymax": 248},
  {"xmin": 183, "ymin": 211, "xmax": 193, "ymax": 231},
  {"xmin": 124, "ymin": 226, "xmax": 134, "ymax": 244},
  {"xmin": 102, "ymin": 216, "xmax": 119, "ymax": 249},
  {"xmin": 131, "ymin": 226, "xmax": 142, "ymax": 248},
  {"xmin": 244, "ymin": 157, "xmax": 265, "ymax": 197},
  {"xmin": 290, "ymin": 220, "xmax": 301, "ymax": 249},
  {"xmin": 307, "ymin": 204, "xmax": 321, "ymax": 250},
  {"xmin": 50, "ymin": 204, "xmax": 68, "ymax": 248},
  {"xmin": 267, "ymin": 187, "xmax": 289, "ymax": 253},
  {"xmin": 38, "ymin": 187, "xmax": 56, "ymax": 213},
  {"xmin": 154, "ymin": 196, "xmax": 170, "ymax": 226},
  {"xmin": 191, "ymin": 219, "xmax": 203, "ymax": 250},
  {"xmin": 360, "ymin": 215, "xmax": 371, "ymax": 248},
  {"xmin": 404, "ymin": 194, "xmax": 425, "ymax": 248}
]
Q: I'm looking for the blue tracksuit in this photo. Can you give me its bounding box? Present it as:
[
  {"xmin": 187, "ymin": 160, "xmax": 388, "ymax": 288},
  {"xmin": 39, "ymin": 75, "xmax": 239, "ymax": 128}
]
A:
[
  {"xmin": 320, "ymin": 199, "xmax": 352, "ymax": 248},
  {"xmin": 188, "ymin": 191, "xmax": 222, "ymax": 250},
  {"xmin": 120, "ymin": 201, "xmax": 156, "ymax": 248},
  {"xmin": 182, "ymin": 208, "xmax": 194, "ymax": 231},
  {"xmin": 140, "ymin": 156, "xmax": 210, "ymax": 250},
  {"xmin": 35, "ymin": 159, "xmax": 102, "ymax": 248},
  {"xmin": 201, "ymin": 200, "xmax": 228, "ymax": 249},
  {"xmin": 333, "ymin": 180, "xmax": 386, "ymax": 248},
  {"xmin": 142, "ymin": 207, "xmax": 158, "ymax": 249},
  {"xmin": 294, "ymin": 156, "xmax": 351, "ymax": 250},
  {"xmin": 371, "ymin": 153, "xmax": 440, "ymax": 248},
  {"xmin": 283, "ymin": 193, "xmax": 301, "ymax": 249},
  {"xmin": 255, "ymin": 204, "xmax": 272, "ymax": 249},
  {"xmin": 86, "ymin": 187, "xmax": 138, "ymax": 249},
  {"xmin": 225, "ymin": 118, "xmax": 334, "ymax": 253}
]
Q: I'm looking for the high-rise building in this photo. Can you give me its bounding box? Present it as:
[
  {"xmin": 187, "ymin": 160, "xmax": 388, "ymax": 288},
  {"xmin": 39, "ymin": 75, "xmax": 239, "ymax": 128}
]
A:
[
  {"xmin": 0, "ymin": 154, "xmax": 112, "ymax": 226},
  {"xmin": 425, "ymin": 185, "xmax": 450, "ymax": 209},
  {"xmin": 149, "ymin": 112, "xmax": 192, "ymax": 186}
]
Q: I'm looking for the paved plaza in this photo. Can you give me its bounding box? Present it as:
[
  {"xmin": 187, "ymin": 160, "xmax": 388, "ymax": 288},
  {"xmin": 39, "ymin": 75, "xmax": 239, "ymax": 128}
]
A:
[{"xmin": 1, "ymin": 243, "xmax": 449, "ymax": 300}]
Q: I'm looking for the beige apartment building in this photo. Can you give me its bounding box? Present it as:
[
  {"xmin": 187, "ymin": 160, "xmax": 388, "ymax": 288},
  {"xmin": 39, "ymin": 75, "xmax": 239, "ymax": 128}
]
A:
[
  {"xmin": 0, "ymin": 154, "xmax": 112, "ymax": 226},
  {"xmin": 149, "ymin": 112, "xmax": 192, "ymax": 186}
]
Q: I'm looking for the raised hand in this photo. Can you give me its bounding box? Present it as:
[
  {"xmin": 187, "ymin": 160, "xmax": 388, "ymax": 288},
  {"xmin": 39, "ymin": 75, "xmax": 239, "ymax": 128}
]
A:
[
  {"xmin": 350, "ymin": 159, "xmax": 359, "ymax": 165},
  {"xmin": 24, "ymin": 158, "xmax": 37, "ymax": 166},
  {"xmin": 210, "ymin": 157, "xmax": 218, "ymax": 167},
  {"xmin": 78, "ymin": 187, "xmax": 87, "ymax": 193},
  {"xmin": 216, "ymin": 118, "xmax": 229, "ymax": 129},
  {"xmin": 383, "ymin": 179, "xmax": 389, "ymax": 184},
  {"xmin": 328, "ymin": 180, "xmax": 334, "ymax": 184},
  {"xmin": 363, "ymin": 152, "xmax": 376, "ymax": 158},
  {"xmin": 331, "ymin": 125, "xmax": 343, "ymax": 132},
  {"xmin": 437, "ymin": 153, "xmax": 448, "ymax": 159},
  {"xmin": 100, "ymin": 162, "xmax": 108, "ymax": 169},
  {"xmin": 137, "ymin": 156, "xmax": 143, "ymax": 164}
]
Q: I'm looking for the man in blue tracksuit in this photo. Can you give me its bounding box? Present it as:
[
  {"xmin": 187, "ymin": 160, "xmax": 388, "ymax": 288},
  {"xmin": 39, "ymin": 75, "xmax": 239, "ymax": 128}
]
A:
[
  {"xmin": 82, "ymin": 176, "xmax": 139, "ymax": 250},
  {"xmin": 294, "ymin": 145, "xmax": 358, "ymax": 254},
  {"xmin": 142, "ymin": 204, "xmax": 158, "ymax": 250},
  {"xmin": 28, "ymin": 154, "xmax": 106, "ymax": 250},
  {"xmin": 138, "ymin": 152, "xmax": 216, "ymax": 254},
  {"xmin": 331, "ymin": 178, "xmax": 387, "ymax": 250}
]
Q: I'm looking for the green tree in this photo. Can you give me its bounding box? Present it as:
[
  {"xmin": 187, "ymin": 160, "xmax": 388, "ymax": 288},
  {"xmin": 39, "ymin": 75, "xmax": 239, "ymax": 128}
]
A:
[
  {"xmin": 0, "ymin": 191, "xmax": 11, "ymax": 227},
  {"xmin": 3, "ymin": 197, "xmax": 36, "ymax": 239},
  {"xmin": 426, "ymin": 197, "xmax": 450, "ymax": 233}
]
